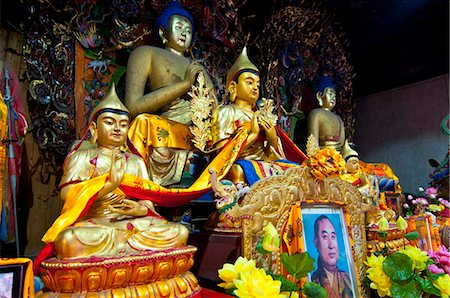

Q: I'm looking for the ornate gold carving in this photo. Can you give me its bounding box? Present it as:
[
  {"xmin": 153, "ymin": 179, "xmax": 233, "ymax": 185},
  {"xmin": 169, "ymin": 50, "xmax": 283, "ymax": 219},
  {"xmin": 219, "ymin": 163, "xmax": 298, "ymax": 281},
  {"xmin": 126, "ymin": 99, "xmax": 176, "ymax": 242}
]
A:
[
  {"xmin": 228, "ymin": 167, "xmax": 369, "ymax": 297},
  {"xmin": 188, "ymin": 72, "xmax": 216, "ymax": 152},
  {"xmin": 39, "ymin": 246, "xmax": 198, "ymax": 297},
  {"xmin": 36, "ymin": 272, "xmax": 200, "ymax": 298}
]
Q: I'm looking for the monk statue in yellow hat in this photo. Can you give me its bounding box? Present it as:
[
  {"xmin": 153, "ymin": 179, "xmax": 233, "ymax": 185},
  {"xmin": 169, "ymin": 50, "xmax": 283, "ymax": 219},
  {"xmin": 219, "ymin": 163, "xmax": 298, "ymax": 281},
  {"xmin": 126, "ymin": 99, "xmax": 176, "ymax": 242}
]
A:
[
  {"xmin": 307, "ymin": 75, "xmax": 345, "ymax": 152},
  {"xmin": 211, "ymin": 48, "xmax": 306, "ymax": 185},
  {"xmin": 125, "ymin": 1, "xmax": 213, "ymax": 187},
  {"xmin": 39, "ymin": 85, "xmax": 189, "ymax": 260}
]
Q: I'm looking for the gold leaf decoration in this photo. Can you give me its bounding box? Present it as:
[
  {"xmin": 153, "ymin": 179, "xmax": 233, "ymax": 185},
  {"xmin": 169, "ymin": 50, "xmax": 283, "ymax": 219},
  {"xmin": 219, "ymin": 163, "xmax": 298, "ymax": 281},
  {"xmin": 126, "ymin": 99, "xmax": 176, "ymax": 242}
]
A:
[{"xmin": 188, "ymin": 72, "xmax": 215, "ymax": 152}]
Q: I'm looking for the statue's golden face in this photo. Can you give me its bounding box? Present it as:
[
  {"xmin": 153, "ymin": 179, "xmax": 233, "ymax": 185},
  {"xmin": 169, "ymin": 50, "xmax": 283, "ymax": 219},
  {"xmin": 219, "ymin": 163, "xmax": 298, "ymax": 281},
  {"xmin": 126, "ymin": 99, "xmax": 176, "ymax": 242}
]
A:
[
  {"xmin": 345, "ymin": 157, "xmax": 359, "ymax": 174},
  {"xmin": 164, "ymin": 15, "xmax": 193, "ymax": 52},
  {"xmin": 320, "ymin": 87, "xmax": 336, "ymax": 109},
  {"xmin": 235, "ymin": 72, "xmax": 260, "ymax": 104},
  {"xmin": 93, "ymin": 112, "xmax": 129, "ymax": 148}
]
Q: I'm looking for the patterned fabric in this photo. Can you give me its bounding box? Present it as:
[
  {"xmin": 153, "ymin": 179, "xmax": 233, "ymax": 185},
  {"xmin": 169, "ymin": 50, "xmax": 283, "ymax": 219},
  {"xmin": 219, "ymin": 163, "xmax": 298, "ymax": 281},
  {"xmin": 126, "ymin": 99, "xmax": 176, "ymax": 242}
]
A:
[{"xmin": 235, "ymin": 159, "xmax": 299, "ymax": 186}]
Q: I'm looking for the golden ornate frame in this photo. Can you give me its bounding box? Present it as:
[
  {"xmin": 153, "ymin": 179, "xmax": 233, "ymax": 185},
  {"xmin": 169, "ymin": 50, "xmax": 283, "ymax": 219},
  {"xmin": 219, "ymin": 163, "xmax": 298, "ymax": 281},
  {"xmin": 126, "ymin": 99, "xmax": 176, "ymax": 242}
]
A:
[{"xmin": 237, "ymin": 166, "xmax": 368, "ymax": 297}]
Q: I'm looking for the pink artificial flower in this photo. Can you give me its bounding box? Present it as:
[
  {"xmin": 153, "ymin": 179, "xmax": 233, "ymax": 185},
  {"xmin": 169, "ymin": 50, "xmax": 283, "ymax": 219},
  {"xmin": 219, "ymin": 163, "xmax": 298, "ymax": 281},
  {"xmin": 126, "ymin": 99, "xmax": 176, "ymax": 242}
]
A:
[
  {"xmin": 412, "ymin": 199, "xmax": 418, "ymax": 205},
  {"xmin": 417, "ymin": 198, "xmax": 429, "ymax": 206},
  {"xmin": 429, "ymin": 246, "xmax": 450, "ymax": 275},
  {"xmin": 403, "ymin": 203, "xmax": 409, "ymax": 209},
  {"xmin": 439, "ymin": 198, "xmax": 450, "ymax": 209},
  {"xmin": 408, "ymin": 195, "xmax": 414, "ymax": 200},
  {"xmin": 425, "ymin": 187, "xmax": 438, "ymax": 197},
  {"xmin": 428, "ymin": 264, "xmax": 444, "ymax": 274}
]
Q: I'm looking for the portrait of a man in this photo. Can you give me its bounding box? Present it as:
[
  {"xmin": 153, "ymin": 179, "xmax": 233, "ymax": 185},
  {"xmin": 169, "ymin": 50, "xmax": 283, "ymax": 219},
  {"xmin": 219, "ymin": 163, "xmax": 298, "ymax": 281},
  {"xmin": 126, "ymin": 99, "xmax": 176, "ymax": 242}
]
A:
[{"xmin": 302, "ymin": 207, "xmax": 357, "ymax": 298}]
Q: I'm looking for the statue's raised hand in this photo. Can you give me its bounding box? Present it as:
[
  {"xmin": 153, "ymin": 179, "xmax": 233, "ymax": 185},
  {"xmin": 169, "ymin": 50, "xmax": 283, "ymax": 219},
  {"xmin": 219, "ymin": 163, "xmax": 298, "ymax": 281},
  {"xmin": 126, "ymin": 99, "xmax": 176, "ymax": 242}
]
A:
[
  {"xmin": 259, "ymin": 117, "xmax": 277, "ymax": 147},
  {"xmin": 184, "ymin": 61, "xmax": 205, "ymax": 85}
]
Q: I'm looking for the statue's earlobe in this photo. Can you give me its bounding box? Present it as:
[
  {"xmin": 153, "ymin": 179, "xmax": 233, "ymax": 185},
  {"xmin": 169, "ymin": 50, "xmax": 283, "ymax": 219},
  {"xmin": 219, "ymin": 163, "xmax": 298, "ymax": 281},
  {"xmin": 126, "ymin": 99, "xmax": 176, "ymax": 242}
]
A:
[
  {"xmin": 228, "ymin": 82, "xmax": 237, "ymax": 102},
  {"xmin": 159, "ymin": 27, "xmax": 168, "ymax": 45},
  {"xmin": 89, "ymin": 122, "xmax": 98, "ymax": 144},
  {"xmin": 316, "ymin": 91, "xmax": 323, "ymax": 107}
]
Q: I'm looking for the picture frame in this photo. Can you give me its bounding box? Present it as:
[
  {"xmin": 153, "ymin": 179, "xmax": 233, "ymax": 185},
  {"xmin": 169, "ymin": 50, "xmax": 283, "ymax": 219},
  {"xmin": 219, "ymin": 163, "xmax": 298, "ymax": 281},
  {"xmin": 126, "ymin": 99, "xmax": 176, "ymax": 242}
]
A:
[
  {"xmin": 414, "ymin": 215, "xmax": 433, "ymax": 251},
  {"xmin": 301, "ymin": 204, "xmax": 360, "ymax": 298},
  {"xmin": 0, "ymin": 263, "xmax": 27, "ymax": 298}
]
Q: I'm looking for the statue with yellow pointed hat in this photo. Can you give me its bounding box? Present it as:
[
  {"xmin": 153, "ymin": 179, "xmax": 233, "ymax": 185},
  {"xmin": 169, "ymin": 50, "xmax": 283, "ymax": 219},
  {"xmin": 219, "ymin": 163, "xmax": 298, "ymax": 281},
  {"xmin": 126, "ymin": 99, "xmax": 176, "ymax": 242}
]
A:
[
  {"xmin": 35, "ymin": 85, "xmax": 200, "ymax": 297},
  {"xmin": 210, "ymin": 47, "xmax": 306, "ymax": 185}
]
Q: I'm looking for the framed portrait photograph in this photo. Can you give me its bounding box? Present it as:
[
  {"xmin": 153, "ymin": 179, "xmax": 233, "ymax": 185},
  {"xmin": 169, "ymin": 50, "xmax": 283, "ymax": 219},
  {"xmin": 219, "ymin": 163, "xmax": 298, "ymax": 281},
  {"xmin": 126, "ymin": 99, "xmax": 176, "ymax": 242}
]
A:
[
  {"xmin": 0, "ymin": 263, "xmax": 26, "ymax": 298},
  {"xmin": 414, "ymin": 215, "xmax": 433, "ymax": 251},
  {"xmin": 301, "ymin": 204, "xmax": 360, "ymax": 298}
]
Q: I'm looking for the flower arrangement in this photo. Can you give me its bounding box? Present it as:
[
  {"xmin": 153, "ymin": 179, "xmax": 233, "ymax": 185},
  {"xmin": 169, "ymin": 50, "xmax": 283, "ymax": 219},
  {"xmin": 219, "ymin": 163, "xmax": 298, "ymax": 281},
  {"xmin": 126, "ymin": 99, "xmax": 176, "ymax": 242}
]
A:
[
  {"xmin": 303, "ymin": 135, "xmax": 345, "ymax": 180},
  {"xmin": 365, "ymin": 245, "xmax": 450, "ymax": 298},
  {"xmin": 428, "ymin": 245, "xmax": 450, "ymax": 275},
  {"xmin": 218, "ymin": 223, "xmax": 326, "ymax": 297},
  {"xmin": 402, "ymin": 186, "xmax": 449, "ymax": 218}
]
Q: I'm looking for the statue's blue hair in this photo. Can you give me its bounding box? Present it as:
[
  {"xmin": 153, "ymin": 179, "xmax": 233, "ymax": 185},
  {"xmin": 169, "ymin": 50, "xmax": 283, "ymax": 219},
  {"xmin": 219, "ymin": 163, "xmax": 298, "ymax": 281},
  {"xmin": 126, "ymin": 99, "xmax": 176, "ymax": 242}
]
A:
[
  {"xmin": 315, "ymin": 75, "xmax": 335, "ymax": 94},
  {"xmin": 156, "ymin": 1, "xmax": 194, "ymax": 33}
]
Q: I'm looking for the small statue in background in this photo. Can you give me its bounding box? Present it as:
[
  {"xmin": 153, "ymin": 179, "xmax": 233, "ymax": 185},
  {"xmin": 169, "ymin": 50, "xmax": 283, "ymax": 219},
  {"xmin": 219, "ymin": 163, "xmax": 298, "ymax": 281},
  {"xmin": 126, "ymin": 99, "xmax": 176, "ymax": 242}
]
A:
[
  {"xmin": 338, "ymin": 141, "xmax": 397, "ymax": 226},
  {"xmin": 340, "ymin": 140, "xmax": 368, "ymax": 188},
  {"xmin": 206, "ymin": 168, "xmax": 250, "ymax": 231},
  {"xmin": 125, "ymin": 1, "xmax": 213, "ymax": 186},
  {"xmin": 307, "ymin": 75, "xmax": 345, "ymax": 152},
  {"xmin": 41, "ymin": 86, "xmax": 189, "ymax": 259}
]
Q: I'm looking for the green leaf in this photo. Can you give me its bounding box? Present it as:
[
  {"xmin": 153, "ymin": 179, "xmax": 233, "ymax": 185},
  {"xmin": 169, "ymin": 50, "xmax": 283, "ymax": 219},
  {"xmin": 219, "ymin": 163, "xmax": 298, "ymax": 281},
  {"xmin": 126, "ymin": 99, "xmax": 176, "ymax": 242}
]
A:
[
  {"xmin": 383, "ymin": 252, "xmax": 414, "ymax": 282},
  {"xmin": 391, "ymin": 280, "xmax": 421, "ymax": 298},
  {"xmin": 405, "ymin": 231, "xmax": 419, "ymax": 240},
  {"xmin": 271, "ymin": 274, "xmax": 299, "ymax": 292},
  {"xmin": 302, "ymin": 282, "xmax": 327, "ymax": 298},
  {"xmin": 281, "ymin": 252, "xmax": 315, "ymax": 279},
  {"xmin": 414, "ymin": 275, "xmax": 441, "ymax": 296},
  {"xmin": 255, "ymin": 236, "xmax": 270, "ymax": 254}
]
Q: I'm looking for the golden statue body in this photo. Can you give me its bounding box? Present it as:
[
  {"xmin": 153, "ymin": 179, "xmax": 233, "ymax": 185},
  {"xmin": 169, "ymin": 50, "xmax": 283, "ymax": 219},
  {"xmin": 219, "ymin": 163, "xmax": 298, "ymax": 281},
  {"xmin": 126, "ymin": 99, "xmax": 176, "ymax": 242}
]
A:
[
  {"xmin": 42, "ymin": 86, "xmax": 188, "ymax": 259},
  {"xmin": 211, "ymin": 48, "xmax": 304, "ymax": 185},
  {"xmin": 125, "ymin": 2, "xmax": 213, "ymax": 186},
  {"xmin": 307, "ymin": 76, "xmax": 345, "ymax": 152}
]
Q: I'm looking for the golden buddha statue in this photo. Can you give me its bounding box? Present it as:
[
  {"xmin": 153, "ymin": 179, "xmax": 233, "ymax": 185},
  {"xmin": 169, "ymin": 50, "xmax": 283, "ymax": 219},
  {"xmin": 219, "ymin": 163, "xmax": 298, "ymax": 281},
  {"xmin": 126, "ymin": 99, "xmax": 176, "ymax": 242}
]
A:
[
  {"xmin": 125, "ymin": 2, "xmax": 213, "ymax": 186},
  {"xmin": 307, "ymin": 75, "xmax": 345, "ymax": 152},
  {"xmin": 340, "ymin": 140, "xmax": 368, "ymax": 187},
  {"xmin": 338, "ymin": 141, "xmax": 396, "ymax": 226},
  {"xmin": 41, "ymin": 85, "xmax": 189, "ymax": 259},
  {"xmin": 211, "ymin": 48, "xmax": 304, "ymax": 185}
]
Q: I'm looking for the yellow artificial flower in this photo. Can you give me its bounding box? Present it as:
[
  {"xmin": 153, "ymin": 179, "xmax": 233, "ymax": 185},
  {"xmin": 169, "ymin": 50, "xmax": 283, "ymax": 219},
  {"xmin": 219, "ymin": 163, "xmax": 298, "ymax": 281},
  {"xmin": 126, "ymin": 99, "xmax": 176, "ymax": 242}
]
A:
[
  {"xmin": 364, "ymin": 255, "xmax": 392, "ymax": 297},
  {"xmin": 398, "ymin": 246, "xmax": 429, "ymax": 272},
  {"xmin": 218, "ymin": 256, "xmax": 256, "ymax": 289},
  {"xmin": 396, "ymin": 216, "xmax": 408, "ymax": 231},
  {"xmin": 433, "ymin": 274, "xmax": 450, "ymax": 298},
  {"xmin": 377, "ymin": 216, "xmax": 389, "ymax": 232},
  {"xmin": 366, "ymin": 266, "xmax": 392, "ymax": 297},
  {"xmin": 365, "ymin": 254, "xmax": 386, "ymax": 269},
  {"xmin": 233, "ymin": 268, "xmax": 282, "ymax": 298},
  {"xmin": 427, "ymin": 204, "xmax": 445, "ymax": 213},
  {"xmin": 262, "ymin": 222, "xmax": 280, "ymax": 252}
]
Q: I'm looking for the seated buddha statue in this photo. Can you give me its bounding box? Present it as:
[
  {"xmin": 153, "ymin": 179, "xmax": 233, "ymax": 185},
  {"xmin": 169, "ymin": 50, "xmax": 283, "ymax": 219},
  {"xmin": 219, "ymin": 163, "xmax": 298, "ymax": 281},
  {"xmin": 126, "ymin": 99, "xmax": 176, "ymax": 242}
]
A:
[
  {"xmin": 40, "ymin": 85, "xmax": 189, "ymax": 259},
  {"xmin": 307, "ymin": 75, "xmax": 345, "ymax": 152},
  {"xmin": 338, "ymin": 141, "xmax": 396, "ymax": 225},
  {"xmin": 340, "ymin": 140, "xmax": 368, "ymax": 188},
  {"xmin": 125, "ymin": 1, "xmax": 213, "ymax": 186},
  {"xmin": 211, "ymin": 48, "xmax": 306, "ymax": 185}
]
